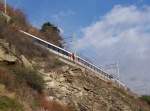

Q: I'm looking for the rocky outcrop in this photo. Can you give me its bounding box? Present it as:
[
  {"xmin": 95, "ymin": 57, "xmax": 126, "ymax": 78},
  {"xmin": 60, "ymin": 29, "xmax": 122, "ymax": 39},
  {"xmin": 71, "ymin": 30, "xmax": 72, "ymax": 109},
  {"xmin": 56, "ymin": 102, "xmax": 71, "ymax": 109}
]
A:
[
  {"xmin": 0, "ymin": 39, "xmax": 17, "ymax": 64},
  {"xmin": 0, "ymin": 39, "xmax": 33, "ymax": 69},
  {"xmin": 20, "ymin": 55, "xmax": 33, "ymax": 69},
  {"xmin": 41, "ymin": 66, "xmax": 149, "ymax": 111}
]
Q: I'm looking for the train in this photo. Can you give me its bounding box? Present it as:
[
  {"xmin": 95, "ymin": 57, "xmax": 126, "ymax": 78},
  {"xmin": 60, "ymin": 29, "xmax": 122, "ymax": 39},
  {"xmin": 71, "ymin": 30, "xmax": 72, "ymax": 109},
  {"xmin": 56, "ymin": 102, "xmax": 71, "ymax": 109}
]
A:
[{"xmin": 19, "ymin": 30, "xmax": 127, "ymax": 90}]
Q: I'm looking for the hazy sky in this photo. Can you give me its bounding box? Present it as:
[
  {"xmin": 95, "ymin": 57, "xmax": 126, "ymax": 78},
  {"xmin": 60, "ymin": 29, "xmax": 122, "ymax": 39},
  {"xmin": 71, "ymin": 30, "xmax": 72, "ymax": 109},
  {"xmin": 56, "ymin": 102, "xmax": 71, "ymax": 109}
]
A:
[{"xmin": 7, "ymin": 0, "xmax": 150, "ymax": 94}]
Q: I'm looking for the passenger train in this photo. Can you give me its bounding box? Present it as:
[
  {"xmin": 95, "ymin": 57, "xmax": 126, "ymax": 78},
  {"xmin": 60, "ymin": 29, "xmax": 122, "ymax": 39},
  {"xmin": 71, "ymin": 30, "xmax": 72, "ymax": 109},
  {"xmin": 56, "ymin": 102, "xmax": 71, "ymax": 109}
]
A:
[{"xmin": 19, "ymin": 30, "xmax": 127, "ymax": 89}]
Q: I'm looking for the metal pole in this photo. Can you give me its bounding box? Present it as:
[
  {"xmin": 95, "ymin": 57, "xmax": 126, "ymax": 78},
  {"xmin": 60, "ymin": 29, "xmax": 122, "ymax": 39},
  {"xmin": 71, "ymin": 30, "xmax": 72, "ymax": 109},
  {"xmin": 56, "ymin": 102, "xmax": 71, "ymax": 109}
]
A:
[
  {"xmin": 72, "ymin": 33, "xmax": 76, "ymax": 55},
  {"xmin": 4, "ymin": 0, "xmax": 6, "ymax": 14},
  {"xmin": 116, "ymin": 62, "xmax": 120, "ymax": 80}
]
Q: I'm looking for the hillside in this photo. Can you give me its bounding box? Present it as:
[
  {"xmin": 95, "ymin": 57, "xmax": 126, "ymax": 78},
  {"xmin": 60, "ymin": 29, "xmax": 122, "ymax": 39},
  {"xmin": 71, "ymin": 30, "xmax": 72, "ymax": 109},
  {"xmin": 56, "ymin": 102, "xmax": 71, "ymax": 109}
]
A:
[{"xmin": 0, "ymin": 4, "xmax": 150, "ymax": 111}]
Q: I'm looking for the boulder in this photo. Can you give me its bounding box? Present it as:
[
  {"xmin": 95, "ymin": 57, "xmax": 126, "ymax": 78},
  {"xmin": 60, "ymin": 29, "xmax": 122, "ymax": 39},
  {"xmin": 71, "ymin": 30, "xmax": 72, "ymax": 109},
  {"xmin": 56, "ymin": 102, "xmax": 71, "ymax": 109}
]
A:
[
  {"xmin": 0, "ymin": 46, "xmax": 17, "ymax": 64},
  {"xmin": 20, "ymin": 55, "xmax": 33, "ymax": 69}
]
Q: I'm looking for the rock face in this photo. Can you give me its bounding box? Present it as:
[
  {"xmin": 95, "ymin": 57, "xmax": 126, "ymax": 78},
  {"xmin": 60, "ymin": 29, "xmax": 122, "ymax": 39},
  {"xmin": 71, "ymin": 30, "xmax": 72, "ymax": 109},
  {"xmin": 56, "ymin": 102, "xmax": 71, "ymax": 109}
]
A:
[
  {"xmin": 41, "ymin": 67, "xmax": 149, "ymax": 111},
  {"xmin": 0, "ymin": 39, "xmax": 17, "ymax": 64},
  {"xmin": 0, "ymin": 39, "xmax": 34, "ymax": 69},
  {"xmin": 20, "ymin": 55, "xmax": 33, "ymax": 69}
]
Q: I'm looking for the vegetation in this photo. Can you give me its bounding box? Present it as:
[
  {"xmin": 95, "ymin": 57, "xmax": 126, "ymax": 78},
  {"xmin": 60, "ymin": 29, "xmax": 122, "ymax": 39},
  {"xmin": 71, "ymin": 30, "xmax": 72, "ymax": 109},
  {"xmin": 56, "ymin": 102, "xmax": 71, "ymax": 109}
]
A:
[
  {"xmin": 0, "ymin": 65, "xmax": 45, "ymax": 110},
  {"xmin": 0, "ymin": 3, "xmax": 63, "ymax": 60},
  {"xmin": 0, "ymin": 68, "xmax": 15, "ymax": 90},
  {"xmin": 40, "ymin": 22, "xmax": 64, "ymax": 47},
  {"xmin": 12, "ymin": 66, "xmax": 45, "ymax": 93},
  {"xmin": 140, "ymin": 95, "xmax": 150, "ymax": 105},
  {"xmin": 0, "ymin": 62, "xmax": 73, "ymax": 111},
  {"xmin": 0, "ymin": 65, "xmax": 45, "ymax": 93},
  {"xmin": 39, "ymin": 96, "xmax": 73, "ymax": 111},
  {"xmin": 0, "ymin": 96, "xmax": 23, "ymax": 111}
]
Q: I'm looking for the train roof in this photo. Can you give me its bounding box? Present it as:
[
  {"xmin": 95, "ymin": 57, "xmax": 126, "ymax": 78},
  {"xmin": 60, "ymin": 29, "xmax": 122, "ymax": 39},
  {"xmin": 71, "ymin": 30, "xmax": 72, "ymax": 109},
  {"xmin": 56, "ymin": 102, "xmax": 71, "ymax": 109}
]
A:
[{"xmin": 19, "ymin": 30, "xmax": 72, "ymax": 55}]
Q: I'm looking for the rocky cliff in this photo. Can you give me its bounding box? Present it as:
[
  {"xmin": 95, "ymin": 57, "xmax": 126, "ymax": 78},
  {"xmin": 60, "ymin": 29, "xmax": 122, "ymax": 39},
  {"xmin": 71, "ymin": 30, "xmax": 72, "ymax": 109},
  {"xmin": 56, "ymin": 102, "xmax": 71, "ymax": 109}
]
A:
[
  {"xmin": 0, "ymin": 38, "xmax": 149, "ymax": 111},
  {"xmin": 41, "ymin": 66, "xmax": 150, "ymax": 111}
]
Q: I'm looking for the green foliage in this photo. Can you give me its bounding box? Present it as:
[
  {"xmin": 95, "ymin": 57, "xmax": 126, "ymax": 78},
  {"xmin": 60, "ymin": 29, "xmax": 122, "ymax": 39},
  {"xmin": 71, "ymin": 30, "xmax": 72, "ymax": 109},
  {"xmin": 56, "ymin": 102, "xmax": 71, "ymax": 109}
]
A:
[
  {"xmin": 0, "ymin": 65, "xmax": 45, "ymax": 93},
  {"xmin": 12, "ymin": 66, "xmax": 45, "ymax": 93},
  {"xmin": 40, "ymin": 22, "xmax": 63, "ymax": 47},
  {"xmin": 140, "ymin": 95, "xmax": 150, "ymax": 105},
  {"xmin": 41, "ymin": 22, "xmax": 60, "ymax": 33},
  {"xmin": 0, "ymin": 96, "xmax": 23, "ymax": 111}
]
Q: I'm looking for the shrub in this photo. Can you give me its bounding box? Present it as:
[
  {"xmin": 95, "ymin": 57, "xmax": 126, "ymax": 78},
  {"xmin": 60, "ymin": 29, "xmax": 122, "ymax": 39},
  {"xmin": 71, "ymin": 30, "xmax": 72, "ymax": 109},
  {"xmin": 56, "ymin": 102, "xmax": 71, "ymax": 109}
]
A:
[
  {"xmin": 12, "ymin": 66, "xmax": 45, "ymax": 93},
  {"xmin": 140, "ymin": 95, "xmax": 150, "ymax": 105},
  {"xmin": 1, "ymin": 25, "xmax": 49, "ymax": 59},
  {"xmin": 0, "ymin": 96, "xmax": 24, "ymax": 111},
  {"xmin": 0, "ymin": 69, "xmax": 14, "ymax": 89},
  {"xmin": 40, "ymin": 97, "xmax": 73, "ymax": 111},
  {"xmin": 40, "ymin": 22, "xmax": 64, "ymax": 47}
]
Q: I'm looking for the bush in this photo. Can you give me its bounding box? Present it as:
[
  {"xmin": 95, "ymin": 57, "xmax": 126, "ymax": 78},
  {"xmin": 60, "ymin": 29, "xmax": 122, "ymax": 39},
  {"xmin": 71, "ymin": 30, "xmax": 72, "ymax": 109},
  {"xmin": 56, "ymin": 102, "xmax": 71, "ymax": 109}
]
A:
[
  {"xmin": 140, "ymin": 95, "xmax": 150, "ymax": 105},
  {"xmin": 40, "ymin": 97, "xmax": 73, "ymax": 111},
  {"xmin": 0, "ymin": 96, "xmax": 23, "ymax": 111},
  {"xmin": 40, "ymin": 22, "xmax": 64, "ymax": 47},
  {"xmin": 12, "ymin": 66, "xmax": 45, "ymax": 93},
  {"xmin": 0, "ymin": 69, "xmax": 15, "ymax": 89}
]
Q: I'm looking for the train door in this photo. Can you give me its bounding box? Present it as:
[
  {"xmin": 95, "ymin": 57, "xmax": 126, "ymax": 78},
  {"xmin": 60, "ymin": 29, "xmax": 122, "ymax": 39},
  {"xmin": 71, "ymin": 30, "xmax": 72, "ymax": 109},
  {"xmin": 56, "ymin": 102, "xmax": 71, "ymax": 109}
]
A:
[{"xmin": 72, "ymin": 53, "xmax": 75, "ymax": 61}]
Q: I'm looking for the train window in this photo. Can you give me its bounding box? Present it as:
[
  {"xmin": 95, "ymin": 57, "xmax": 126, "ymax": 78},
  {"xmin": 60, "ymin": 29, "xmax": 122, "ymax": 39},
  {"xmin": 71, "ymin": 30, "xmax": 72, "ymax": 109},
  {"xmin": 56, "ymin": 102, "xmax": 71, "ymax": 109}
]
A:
[
  {"xmin": 84, "ymin": 61, "xmax": 87, "ymax": 65},
  {"xmin": 56, "ymin": 48, "xmax": 60, "ymax": 52},
  {"xmin": 58, "ymin": 49, "xmax": 61, "ymax": 53},
  {"xmin": 56, "ymin": 48, "xmax": 59, "ymax": 52},
  {"xmin": 38, "ymin": 40, "xmax": 45, "ymax": 46},
  {"xmin": 33, "ymin": 39, "xmax": 38, "ymax": 43},
  {"xmin": 110, "ymin": 75, "xmax": 113, "ymax": 79},
  {"xmin": 51, "ymin": 45, "xmax": 56, "ymax": 50},
  {"xmin": 61, "ymin": 50, "xmax": 66, "ymax": 55},
  {"xmin": 95, "ymin": 68, "xmax": 98, "ymax": 71},
  {"xmin": 80, "ymin": 59, "xmax": 84, "ymax": 64},
  {"xmin": 89, "ymin": 65, "xmax": 91, "ymax": 68},
  {"xmin": 53, "ymin": 46, "xmax": 57, "ymax": 51},
  {"xmin": 60, "ymin": 50, "xmax": 64, "ymax": 54},
  {"xmin": 79, "ymin": 58, "xmax": 82, "ymax": 62},
  {"xmin": 60, "ymin": 49, "xmax": 68, "ymax": 56},
  {"xmin": 85, "ymin": 62, "xmax": 88, "ymax": 66},
  {"xmin": 64, "ymin": 51, "xmax": 69, "ymax": 56},
  {"xmin": 37, "ymin": 40, "xmax": 42, "ymax": 44},
  {"xmin": 96, "ymin": 68, "xmax": 98, "ymax": 71},
  {"xmin": 40, "ymin": 41, "xmax": 48, "ymax": 47},
  {"xmin": 106, "ymin": 74, "xmax": 108, "ymax": 77},
  {"xmin": 64, "ymin": 51, "xmax": 67, "ymax": 56},
  {"xmin": 87, "ymin": 63, "xmax": 90, "ymax": 67},
  {"xmin": 48, "ymin": 44, "xmax": 52, "ymax": 49},
  {"xmin": 93, "ymin": 66, "xmax": 95, "ymax": 70},
  {"xmin": 98, "ymin": 70, "xmax": 102, "ymax": 73}
]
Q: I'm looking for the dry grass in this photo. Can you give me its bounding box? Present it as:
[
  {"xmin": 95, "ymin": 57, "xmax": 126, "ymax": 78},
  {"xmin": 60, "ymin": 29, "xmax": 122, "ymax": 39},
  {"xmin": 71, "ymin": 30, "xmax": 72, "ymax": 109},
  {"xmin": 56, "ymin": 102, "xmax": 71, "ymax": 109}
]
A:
[
  {"xmin": 40, "ymin": 97, "xmax": 73, "ymax": 111},
  {"xmin": 0, "ymin": 68, "xmax": 15, "ymax": 90}
]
